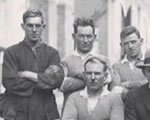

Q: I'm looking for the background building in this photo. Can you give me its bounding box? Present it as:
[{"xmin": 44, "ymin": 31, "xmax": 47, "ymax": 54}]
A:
[{"xmin": 0, "ymin": 0, "xmax": 150, "ymax": 61}]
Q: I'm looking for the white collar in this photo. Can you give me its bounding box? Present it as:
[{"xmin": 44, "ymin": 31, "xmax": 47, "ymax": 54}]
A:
[
  {"xmin": 121, "ymin": 53, "xmax": 143, "ymax": 64},
  {"xmin": 121, "ymin": 55, "xmax": 129, "ymax": 64},
  {"xmin": 72, "ymin": 50, "xmax": 94, "ymax": 61},
  {"xmin": 121, "ymin": 55, "xmax": 141, "ymax": 70},
  {"xmin": 80, "ymin": 87, "xmax": 110, "ymax": 99}
]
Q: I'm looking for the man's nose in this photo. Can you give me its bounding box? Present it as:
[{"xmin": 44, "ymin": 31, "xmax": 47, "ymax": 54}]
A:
[
  {"xmin": 91, "ymin": 72, "xmax": 96, "ymax": 80},
  {"xmin": 32, "ymin": 25, "xmax": 37, "ymax": 32},
  {"xmin": 128, "ymin": 42, "xmax": 133, "ymax": 48},
  {"xmin": 83, "ymin": 36, "xmax": 88, "ymax": 43}
]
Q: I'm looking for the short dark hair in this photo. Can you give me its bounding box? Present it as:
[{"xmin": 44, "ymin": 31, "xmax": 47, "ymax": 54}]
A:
[
  {"xmin": 73, "ymin": 18, "xmax": 95, "ymax": 34},
  {"xmin": 84, "ymin": 56, "xmax": 108, "ymax": 72},
  {"xmin": 120, "ymin": 26, "xmax": 141, "ymax": 41},
  {"xmin": 22, "ymin": 8, "xmax": 44, "ymax": 24}
]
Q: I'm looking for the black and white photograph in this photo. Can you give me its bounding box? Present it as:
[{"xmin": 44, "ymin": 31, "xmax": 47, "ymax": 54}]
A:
[{"xmin": 0, "ymin": 0, "xmax": 150, "ymax": 120}]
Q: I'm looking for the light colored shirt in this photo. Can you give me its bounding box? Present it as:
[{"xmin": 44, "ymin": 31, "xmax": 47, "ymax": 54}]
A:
[
  {"xmin": 80, "ymin": 87, "xmax": 110, "ymax": 113},
  {"xmin": 62, "ymin": 90, "xmax": 124, "ymax": 120},
  {"xmin": 112, "ymin": 54, "xmax": 146, "ymax": 89},
  {"xmin": 121, "ymin": 56, "xmax": 136, "ymax": 70}
]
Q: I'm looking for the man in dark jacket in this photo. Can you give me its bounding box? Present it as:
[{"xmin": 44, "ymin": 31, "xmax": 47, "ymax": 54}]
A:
[
  {"xmin": 125, "ymin": 49, "xmax": 150, "ymax": 120},
  {"xmin": 1, "ymin": 8, "xmax": 64, "ymax": 120}
]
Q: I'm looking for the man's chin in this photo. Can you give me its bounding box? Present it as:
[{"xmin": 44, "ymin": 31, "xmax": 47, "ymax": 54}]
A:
[
  {"xmin": 30, "ymin": 38, "xmax": 40, "ymax": 43},
  {"xmin": 89, "ymin": 86, "xmax": 99, "ymax": 91},
  {"xmin": 81, "ymin": 49, "xmax": 91, "ymax": 54},
  {"xmin": 130, "ymin": 52, "xmax": 139, "ymax": 58}
]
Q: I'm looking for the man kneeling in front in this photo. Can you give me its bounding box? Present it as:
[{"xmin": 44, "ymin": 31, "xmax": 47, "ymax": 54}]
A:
[{"xmin": 62, "ymin": 55, "xmax": 124, "ymax": 120}]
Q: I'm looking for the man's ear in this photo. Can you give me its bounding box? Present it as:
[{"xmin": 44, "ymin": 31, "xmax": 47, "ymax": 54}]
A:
[
  {"xmin": 21, "ymin": 23, "xmax": 25, "ymax": 30},
  {"xmin": 104, "ymin": 72, "xmax": 108, "ymax": 80},
  {"xmin": 72, "ymin": 33, "xmax": 77, "ymax": 50},
  {"xmin": 43, "ymin": 24, "xmax": 46, "ymax": 29},
  {"xmin": 94, "ymin": 34, "xmax": 96, "ymax": 39},
  {"xmin": 72, "ymin": 33, "xmax": 76, "ymax": 40},
  {"xmin": 83, "ymin": 72, "xmax": 86, "ymax": 80},
  {"xmin": 120, "ymin": 42, "xmax": 123, "ymax": 47},
  {"xmin": 103, "ymin": 72, "xmax": 109, "ymax": 85},
  {"xmin": 140, "ymin": 38, "xmax": 143, "ymax": 44}
]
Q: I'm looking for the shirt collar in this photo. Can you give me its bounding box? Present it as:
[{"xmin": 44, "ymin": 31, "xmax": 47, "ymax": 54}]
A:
[
  {"xmin": 80, "ymin": 87, "xmax": 110, "ymax": 99},
  {"xmin": 121, "ymin": 53, "xmax": 143, "ymax": 64},
  {"xmin": 72, "ymin": 50, "xmax": 94, "ymax": 61},
  {"xmin": 23, "ymin": 38, "xmax": 43, "ymax": 50},
  {"xmin": 121, "ymin": 53, "xmax": 143, "ymax": 70}
]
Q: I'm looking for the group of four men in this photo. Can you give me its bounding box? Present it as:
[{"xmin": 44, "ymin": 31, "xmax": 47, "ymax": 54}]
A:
[{"xmin": 0, "ymin": 8, "xmax": 149, "ymax": 120}]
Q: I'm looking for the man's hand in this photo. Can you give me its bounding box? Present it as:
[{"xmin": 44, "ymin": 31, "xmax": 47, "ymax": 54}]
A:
[
  {"xmin": 75, "ymin": 73, "xmax": 84, "ymax": 80},
  {"xmin": 18, "ymin": 71, "xmax": 38, "ymax": 83},
  {"xmin": 120, "ymin": 81, "xmax": 130, "ymax": 88},
  {"xmin": 45, "ymin": 65, "xmax": 61, "ymax": 74}
]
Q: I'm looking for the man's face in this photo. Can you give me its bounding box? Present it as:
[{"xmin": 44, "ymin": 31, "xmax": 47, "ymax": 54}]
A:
[
  {"xmin": 143, "ymin": 67, "xmax": 150, "ymax": 82},
  {"xmin": 121, "ymin": 33, "xmax": 143, "ymax": 59},
  {"xmin": 22, "ymin": 16, "xmax": 45, "ymax": 43},
  {"xmin": 84, "ymin": 62, "xmax": 107, "ymax": 92},
  {"xmin": 73, "ymin": 26, "xmax": 96, "ymax": 54}
]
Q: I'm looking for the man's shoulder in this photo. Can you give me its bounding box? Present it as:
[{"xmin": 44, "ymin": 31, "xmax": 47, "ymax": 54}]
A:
[
  {"xmin": 128, "ymin": 83, "xmax": 149, "ymax": 97},
  {"xmin": 63, "ymin": 54, "xmax": 79, "ymax": 59},
  {"xmin": 68, "ymin": 91, "xmax": 81, "ymax": 100},
  {"xmin": 42, "ymin": 43, "xmax": 58, "ymax": 52},
  {"xmin": 40, "ymin": 44, "xmax": 60, "ymax": 58},
  {"xmin": 62, "ymin": 54, "xmax": 82, "ymax": 64},
  {"xmin": 107, "ymin": 92, "xmax": 122, "ymax": 101},
  {"xmin": 104, "ymin": 93, "xmax": 124, "ymax": 107},
  {"xmin": 112, "ymin": 61, "xmax": 126, "ymax": 71},
  {"xmin": 113, "ymin": 61, "xmax": 123, "ymax": 67},
  {"xmin": 5, "ymin": 42, "xmax": 22, "ymax": 53}
]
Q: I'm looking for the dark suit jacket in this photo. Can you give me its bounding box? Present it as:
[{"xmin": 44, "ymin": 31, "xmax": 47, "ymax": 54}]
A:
[{"xmin": 125, "ymin": 83, "xmax": 150, "ymax": 120}]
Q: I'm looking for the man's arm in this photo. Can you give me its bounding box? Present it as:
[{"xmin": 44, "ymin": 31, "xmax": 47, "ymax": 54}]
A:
[
  {"xmin": 18, "ymin": 50, "xmax": 64, "ymax": 90},
  {"xmin": 60, "ymin": 77, "xmax": 85, "ymax": 93},
  {"xmin": 2, "ymin": 49, "xmax": 34, "ymax": 96},
  {"xmin": 60, "ymin": 60, "xmax": 85, "ymax": 93},
  {"xmin": 18, "ymin": 65, "xmax": 64, "ymax": 90},
  {"xmin": 37, "ymin": 50, "xmax": 64, "ymax": 90},
  {"xmin": 120, "ymin": 80, "xmax": 148, "ymax": 89},
  {"xmin": 62, "ymin": 94, "xmax": 77, "ymax": 120}
]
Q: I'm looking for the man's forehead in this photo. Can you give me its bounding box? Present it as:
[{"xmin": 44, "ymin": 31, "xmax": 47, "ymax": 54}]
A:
[
  {"xmin": 77, "ymin": 26, "xmax": 93, "ymax": 33},
  {"xmin": 85, "ymin": 62, "xmax": 105, "ymax": 70},
  {"xmin": 121, "ymin": 33, "xmax": 140, "ymax": 43},
  {"xmin": 25, "ymin": 16, "xmax": 43, "ymax": 24},
  {"xmin": 122, "ymin": 39, "xmax": 138, "ymax": 44}
]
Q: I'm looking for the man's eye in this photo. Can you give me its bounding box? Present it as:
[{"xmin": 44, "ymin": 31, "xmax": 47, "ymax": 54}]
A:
[
  {"xmin": 78, "ymin": 34, "xmax": 85, "ymax": 38},
  {"xmin": 26, "ymin": 24, "xmax": 42, "ymax": 29},
  {"xmin": 87, "ymin": 35, "xmax": 93, "ymax": 39},
  {"xmin": 95, "ymin": 72, "xmax": 101, "ymax": 75},
  {"xmin": 131, "ymin": 41, "xmax": 137, "ymax": 44},
  {"xmin": 35, "ymin": 24, "xmax": 42, "ymax": 28},
  {"xmin": 27, "ymin": 24, "xmax": 33, "ymax": 28},
  {"xmin": 86, "ymin": 72, "xmax": 92, "ymax": 75}
]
